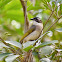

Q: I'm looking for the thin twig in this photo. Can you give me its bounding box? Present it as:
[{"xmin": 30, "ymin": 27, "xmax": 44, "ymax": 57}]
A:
[
  {"xmin": 20, "ymin": 0, "xmax": 29, "ymax": 33},
  {"xmin": 46, "ymin": 15, "xmax": 62, "ymax": 32},
  {"xmin": 43, "ymin": 3, "xmax": 60, "ymax": 30},
  {"xmin": 43, "ymin": 10, "xmax": 54, "ymax": 29}
]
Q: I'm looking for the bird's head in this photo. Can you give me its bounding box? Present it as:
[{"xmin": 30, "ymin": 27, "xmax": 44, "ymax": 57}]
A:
[{"xmin": 30, "ymin": 17, "xmax": 42, "ymax": 23}]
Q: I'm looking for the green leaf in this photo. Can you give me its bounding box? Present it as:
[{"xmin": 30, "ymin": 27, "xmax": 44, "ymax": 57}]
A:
[
  {"xmin": 35, "ymin": 40, "xmax": 58, "ymax": 49},
  {"xmin": 40, "ymin": 58, "xmax": 51, "ymax": 62},
  {"xmin": 5, "ymin": 55, "xmax": 19, "ymax": 62},
  {"xmin": 55, "ymin": 28, "xmax": 62, "ymax": 32},
  {"xmin": 5, "ymin": 10, "xmax": 24, "ymax": 23},
  {"xmin": 0, "ymin": 0, "xmax": 12, "ymax": 9},
  {"xmin": 27, "ymin": 0, "xmax": 33, "ymax": 7},
  {"xmin": 41, "ymin": 0, "xmax": 47, "ymax": 4},
  {"xmin": 33, "ymin": 52, "xmax": 39, "ymax": 62},
  {"xmin": 52, "ymin": 1, "xmax": 55, "ymax": 9},
  {"xmin": 23, "ymin": 41, "xmax": 36, "ymax": 48},
  {"xmin": 37, "ymin": 31, "xmax": 50, "ymax": 41},
  {"xmin": 3, "ymin": 25, "xmax": 18, "ymax": 34},
  {"xmin": 24, "ymin": 45, "xmax": 33, "ymax": 52},
  {"xmin": 56, "ymin": 49, "xmax": 62, "ymax": 52},
  {"xmin": 39, "ymin": 46, "xmax": 53, "ymax": 56},
  {"xmin": 57, "ymin": 0, "xmax": 62, "ymax": 3},
  {"xmin": 5, "ymin": 41, "xmax": 22, "ymax": 49},
  {"xmin": 47, "ymin": 0, "xmax": 51, "ymax": 2},
  {"xmin": 0, "ymin": 53, "xmax": 11, "ymax": 60},
  {"xmin": 27, "ymin": 6, "xmax": 43, "ymax": 11},
  {"xmin": 23, "ymin": 41, "xmax": 35, "ymax": 51},
  {"xmin": 0, "ymin": 43, "xmax": 9, "ymax": 48},
  {"xmin": 40, "ymin": 0, "xmax": 50, "ymax": 9},
  {"xmin": 27, "ymin": 0, "xmax": 45, "ymax": 11},
  {"xmin": 43, "ymin": 4, "xmax": 49, "ymax": 9},
  {"xmin": 28, "ymin": 13, "xmax": 33, "ymax": 19},
  {"xmin": 4, "ymin": 0, "xmax": 21, "ymax": 11},
  {"xmin": 60, "ymin": 4, "xmax": 62, "ymax": 14},
  {"xmin": 51, "ymin": 50, "xmax": 58, "ymax": 59}
]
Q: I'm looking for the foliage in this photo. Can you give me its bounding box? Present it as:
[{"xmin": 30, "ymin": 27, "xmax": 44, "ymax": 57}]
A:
[{"xmin": 0, "ymin": 0, "xmax": 62, "ymax": 62}]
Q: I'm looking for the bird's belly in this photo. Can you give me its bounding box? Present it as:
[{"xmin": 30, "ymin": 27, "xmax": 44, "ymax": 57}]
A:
[{"xmin": 26, "ymin": 31, "xmax": 41, "ymax": 41}]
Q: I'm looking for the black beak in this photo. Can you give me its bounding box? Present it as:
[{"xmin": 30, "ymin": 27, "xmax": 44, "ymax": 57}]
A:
[{"xmin": 30, "ymin": 18, "xmax": 34, "ymax": 20}]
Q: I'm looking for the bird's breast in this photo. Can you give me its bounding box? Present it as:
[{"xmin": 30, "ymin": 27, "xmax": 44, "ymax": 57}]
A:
[{"xmin": 36, "ymin": 23, "xmax": 43, "ymax": 31}]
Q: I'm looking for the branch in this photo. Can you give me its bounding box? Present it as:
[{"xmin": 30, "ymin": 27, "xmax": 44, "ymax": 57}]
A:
[{"xmin": 20, "ymin": 0, "xmax": 29, "ymax": 33}]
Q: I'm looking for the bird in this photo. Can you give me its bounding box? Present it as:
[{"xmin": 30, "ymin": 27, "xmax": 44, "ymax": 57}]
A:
[{"xmin": 20, "ymin": 17, "xmax": 43, "ymax": 44}]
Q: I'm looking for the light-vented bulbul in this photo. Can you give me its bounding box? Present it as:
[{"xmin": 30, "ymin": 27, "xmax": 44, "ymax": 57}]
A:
[{"xmin": 20, "ymin": 17, "xmax": 43, "ymax": 44}]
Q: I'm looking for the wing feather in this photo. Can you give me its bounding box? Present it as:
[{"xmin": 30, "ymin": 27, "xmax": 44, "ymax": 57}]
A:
[{"xmin": 20, "ymin": 25, "xmax": 36, "ymax": 44}]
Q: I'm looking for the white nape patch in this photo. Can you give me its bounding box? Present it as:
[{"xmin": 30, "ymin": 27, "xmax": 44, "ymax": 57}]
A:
[
  {"xmin": 33, "ymin": 21, "xmax": 38, "ymax": 25},
  {"xmin": 33, "ymin": 21, "xmax": 43, "ymax": 28}
]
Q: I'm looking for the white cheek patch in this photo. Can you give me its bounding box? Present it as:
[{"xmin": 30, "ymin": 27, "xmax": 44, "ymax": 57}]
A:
[{"xmin": 33, "ymin": 21, "xmax": 38, "ymax": 25}]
